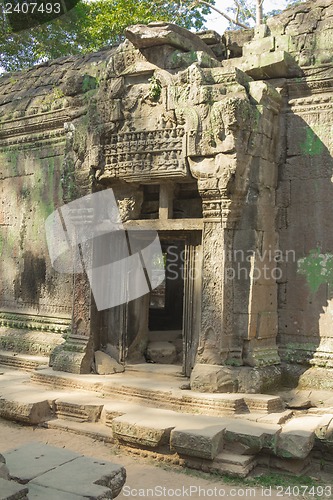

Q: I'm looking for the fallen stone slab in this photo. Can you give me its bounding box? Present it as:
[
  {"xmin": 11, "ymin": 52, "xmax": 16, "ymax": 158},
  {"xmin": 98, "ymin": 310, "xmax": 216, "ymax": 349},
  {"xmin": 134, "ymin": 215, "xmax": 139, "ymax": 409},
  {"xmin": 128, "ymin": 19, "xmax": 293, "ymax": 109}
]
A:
[
  {"xmin": 4, "ymin": 442, "xmax": 81, "ymax": 483},
  {"xmin": 285, "ymin": 393, "xmax": 313, "ymax": 409},
  {"xmin": 113, "ymin": 408, "xmax": 187, "ymax": 448},
  {"xmin": 94, "ymin": 351, "xmax": 124, "ymax": 375},
  {"xmin": 276, "ymin": 416, "xmax": 323, "ymax": 459},
  {"xmin": 224, "ymin": 420, "xmax": 280, "ymax": 454},
  {"xmin": 0, "ymin": 394, "xmax": 53, "ymax": 425},
  {"xmin": 30, "ymin": 456, "xmax": 126, "ymax": 499},
  {"xmin": 0, "ymin": 478, "xmax": 28, "ymax": 500},
  {"xmin": 170, "ymin": 417, "xmax": 227, "ymax": 460}
]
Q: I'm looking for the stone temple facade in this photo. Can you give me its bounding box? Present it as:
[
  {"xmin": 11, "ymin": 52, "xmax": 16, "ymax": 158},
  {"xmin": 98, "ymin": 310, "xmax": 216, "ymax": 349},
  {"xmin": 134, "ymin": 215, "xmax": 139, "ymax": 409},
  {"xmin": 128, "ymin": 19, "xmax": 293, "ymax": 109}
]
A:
[{"xmin": 0, "ymin": 0, "xmax": 332, "ymax": 393}]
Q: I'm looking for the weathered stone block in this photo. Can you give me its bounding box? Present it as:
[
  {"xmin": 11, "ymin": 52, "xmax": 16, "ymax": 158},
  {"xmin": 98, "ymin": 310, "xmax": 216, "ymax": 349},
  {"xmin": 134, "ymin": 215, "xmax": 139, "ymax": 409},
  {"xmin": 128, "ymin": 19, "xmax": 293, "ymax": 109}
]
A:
[
  {"xmin": 276, "ymin": 416, "xmax": 323, "ymax": 458},
  {"xmin": 244, "ymin": 51, "xmax": 301, "ymax": 79},
  {"xmin": 146, "ymin": 341, "xmax": 177, "ymax": 364},
  {"xmin": 0, "ymin": 396, "xmax": 53, "ymax": 425},
  {"xmin": 112, "ymin": 409, "xmax": 186, "ymax": 448},
  {"xmin": 125, "ymin": 22, "xmax": 216, "ymax": 58},
  {"xmin": 170, "ymin": 420, "xmax": 226, "ymax": 459},
  {"xmin": 94, "ymin": 351, "xmax": 124, "ymax": 375},
  {"xmin": 224, "ymin": 420, "xmax": 280, "ymax": 453},
  {"xmin": 190, "ymin": 364, "xmax": 236, "ymax": 393},
  {"xmin": 243, "ymin": 36, "xmax": 275, "ymax": 56}
]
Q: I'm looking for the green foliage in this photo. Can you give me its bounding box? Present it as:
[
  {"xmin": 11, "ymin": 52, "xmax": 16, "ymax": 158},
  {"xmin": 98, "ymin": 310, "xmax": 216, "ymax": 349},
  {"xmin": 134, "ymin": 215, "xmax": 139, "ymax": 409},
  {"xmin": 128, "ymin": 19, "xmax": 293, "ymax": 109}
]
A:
[
  {"xmin": 226, "ymin": 0, "xmax": 256, "ymax": 29},
  {"xmin": 0, "ymin": 0, "xmax": 213, "ymax": 72},
  {"xmin": 226, "ymin": 0, "xmax": 307, "ymax": 30},
  {"xmin": 298, "ymin": 248, "xmax": 333, "ymax": 294},
  {"xmin": 148, "ymin": 75, "xmax": 162, "ymax": 101}
]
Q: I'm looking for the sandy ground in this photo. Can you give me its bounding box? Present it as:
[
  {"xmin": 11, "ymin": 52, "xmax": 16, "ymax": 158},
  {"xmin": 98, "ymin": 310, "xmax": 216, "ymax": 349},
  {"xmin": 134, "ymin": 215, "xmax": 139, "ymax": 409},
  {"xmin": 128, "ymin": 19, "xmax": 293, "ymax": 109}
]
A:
[{"xmin": 0, "ymin": 417, "xmax": 326, "ymax": 500}]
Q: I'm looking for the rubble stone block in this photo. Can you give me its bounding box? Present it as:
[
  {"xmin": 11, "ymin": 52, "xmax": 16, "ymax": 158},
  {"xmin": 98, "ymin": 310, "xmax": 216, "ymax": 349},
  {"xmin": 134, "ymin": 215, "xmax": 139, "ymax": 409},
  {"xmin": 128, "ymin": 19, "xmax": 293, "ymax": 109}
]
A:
[
  {"xmin": 0, "ymin": 397, "xmax": 53, "ymax": 425},
  {"xmin": 224, "ymin": 421, "xmax": 280, "ymax": 454},
  {"xmin": 94, "ymin": 351, "xmax": 124, "ymax": 375}
]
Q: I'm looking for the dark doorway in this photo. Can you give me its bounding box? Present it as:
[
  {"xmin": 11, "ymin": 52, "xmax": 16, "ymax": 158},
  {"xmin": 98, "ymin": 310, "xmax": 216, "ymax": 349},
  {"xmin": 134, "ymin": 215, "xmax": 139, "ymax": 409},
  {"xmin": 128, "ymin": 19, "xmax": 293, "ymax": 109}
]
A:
[
  {"xmin": 147, "ymin": 232, "xmax": 202, "ymax": 376},
  {"xmin": 149, "ymin": 239, "xmax": 185, "ymax": 331}
]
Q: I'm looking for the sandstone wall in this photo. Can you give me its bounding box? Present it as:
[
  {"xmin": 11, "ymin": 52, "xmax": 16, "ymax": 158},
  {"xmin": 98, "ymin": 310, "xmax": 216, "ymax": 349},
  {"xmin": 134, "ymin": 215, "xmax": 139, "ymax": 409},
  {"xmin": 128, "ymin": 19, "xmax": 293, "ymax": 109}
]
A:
[
  {"xmin": 0, "ymin": 0, "xmax": 333, "ymax": 388},
  {"xmin": 0, "ymin": 48, "xmax": 114, "ymax": 354}
]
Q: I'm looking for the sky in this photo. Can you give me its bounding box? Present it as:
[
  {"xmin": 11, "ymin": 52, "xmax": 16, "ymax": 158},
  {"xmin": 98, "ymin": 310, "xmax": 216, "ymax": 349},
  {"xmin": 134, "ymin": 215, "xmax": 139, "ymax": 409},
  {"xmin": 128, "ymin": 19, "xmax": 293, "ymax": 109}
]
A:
[{"xmin": 204, "ymin": 0, "xmax": 292, "ymax": 34}]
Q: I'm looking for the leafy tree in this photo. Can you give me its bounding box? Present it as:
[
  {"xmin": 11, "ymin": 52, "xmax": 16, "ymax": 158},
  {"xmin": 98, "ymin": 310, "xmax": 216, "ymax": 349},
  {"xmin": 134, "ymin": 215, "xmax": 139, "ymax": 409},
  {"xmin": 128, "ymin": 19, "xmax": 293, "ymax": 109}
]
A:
[
  {"xmin": 0, "ymin": 0, "xmax": 213, "ymax": 72},
  {"xmin": 195, "ymin": 0, "xmax": 306, "ymax": 29}
]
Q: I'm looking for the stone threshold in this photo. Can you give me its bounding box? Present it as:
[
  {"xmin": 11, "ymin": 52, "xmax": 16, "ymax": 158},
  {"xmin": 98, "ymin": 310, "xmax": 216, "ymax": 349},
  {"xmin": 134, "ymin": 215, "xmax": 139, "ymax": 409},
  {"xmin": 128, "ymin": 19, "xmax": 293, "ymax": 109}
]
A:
[{"xmin": 31, "ymin": 367, "xmax": 284, "ymax": 415}]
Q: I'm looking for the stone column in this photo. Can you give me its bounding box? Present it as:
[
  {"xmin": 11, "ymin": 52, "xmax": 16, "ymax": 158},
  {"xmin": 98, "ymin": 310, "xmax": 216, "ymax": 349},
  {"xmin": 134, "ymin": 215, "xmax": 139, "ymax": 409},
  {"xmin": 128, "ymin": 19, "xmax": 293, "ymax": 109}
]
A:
[{"xmin": 51, "ymin": 207, "xmax": 95, "ymax": 374}]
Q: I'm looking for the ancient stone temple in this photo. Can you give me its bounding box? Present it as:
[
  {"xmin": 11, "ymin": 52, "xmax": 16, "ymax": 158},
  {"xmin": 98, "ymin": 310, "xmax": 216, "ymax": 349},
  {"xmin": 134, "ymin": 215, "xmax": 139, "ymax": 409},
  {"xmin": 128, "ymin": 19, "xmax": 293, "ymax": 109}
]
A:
[{"xmin": 0, "ymin": 0, "xmax": 332, "ymax": 394}]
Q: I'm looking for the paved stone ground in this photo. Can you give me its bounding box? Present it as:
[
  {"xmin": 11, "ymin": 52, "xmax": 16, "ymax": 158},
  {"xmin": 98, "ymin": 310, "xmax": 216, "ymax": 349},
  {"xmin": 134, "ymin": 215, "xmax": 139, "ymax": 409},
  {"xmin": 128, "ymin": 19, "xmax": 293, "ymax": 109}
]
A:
[{"xmin": 0, "ymin": 417, "xmax": 326, "ymax": 500}]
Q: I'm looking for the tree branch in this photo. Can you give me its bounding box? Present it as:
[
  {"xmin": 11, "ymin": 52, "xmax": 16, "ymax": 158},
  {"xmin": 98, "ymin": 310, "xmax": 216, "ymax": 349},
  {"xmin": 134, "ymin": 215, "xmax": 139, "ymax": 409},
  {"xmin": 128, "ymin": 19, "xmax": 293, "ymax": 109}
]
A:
[
  {"xmin": 234, "ymin": 0, "xmax": 256, "ymax": 22},
  {"xmin": 193, "ymin": 0, "xmax": 250, "ymax": 29}
]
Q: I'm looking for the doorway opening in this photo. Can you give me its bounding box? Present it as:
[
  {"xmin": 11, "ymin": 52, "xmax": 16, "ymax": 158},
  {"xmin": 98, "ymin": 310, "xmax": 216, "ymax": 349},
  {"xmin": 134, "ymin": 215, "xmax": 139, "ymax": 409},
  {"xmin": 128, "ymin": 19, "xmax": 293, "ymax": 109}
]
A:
[
  {"xmin": 146, "ymin": 232, "xmax": 202, "ymax": 376},
  {"xmin": 147, "ymin": 239, "xmax": 185, "ymax": 366}
]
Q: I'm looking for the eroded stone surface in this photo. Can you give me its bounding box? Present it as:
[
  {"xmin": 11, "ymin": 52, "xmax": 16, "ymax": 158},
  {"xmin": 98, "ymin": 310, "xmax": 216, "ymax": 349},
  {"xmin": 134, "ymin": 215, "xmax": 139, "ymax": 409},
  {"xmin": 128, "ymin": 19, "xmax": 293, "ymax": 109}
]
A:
[{"xmin": 170, "ymin": 419, "xmax": 226, "ymax": 460}]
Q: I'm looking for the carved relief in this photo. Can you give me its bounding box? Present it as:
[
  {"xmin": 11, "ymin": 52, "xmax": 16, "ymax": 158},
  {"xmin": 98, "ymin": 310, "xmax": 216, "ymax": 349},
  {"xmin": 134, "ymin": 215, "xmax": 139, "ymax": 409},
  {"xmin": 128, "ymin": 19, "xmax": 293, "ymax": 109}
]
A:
[{"xmin": 101, "ymin": 127, "xmax": 188, "ymax": 181}]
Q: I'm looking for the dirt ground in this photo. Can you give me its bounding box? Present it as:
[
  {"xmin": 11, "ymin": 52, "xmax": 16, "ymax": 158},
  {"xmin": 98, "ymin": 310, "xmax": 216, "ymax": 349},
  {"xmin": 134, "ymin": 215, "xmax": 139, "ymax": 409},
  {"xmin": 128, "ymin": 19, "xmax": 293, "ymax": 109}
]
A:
[{"xmin": 0, "ymin": 417, "xmax": 325, "ymax": 500}]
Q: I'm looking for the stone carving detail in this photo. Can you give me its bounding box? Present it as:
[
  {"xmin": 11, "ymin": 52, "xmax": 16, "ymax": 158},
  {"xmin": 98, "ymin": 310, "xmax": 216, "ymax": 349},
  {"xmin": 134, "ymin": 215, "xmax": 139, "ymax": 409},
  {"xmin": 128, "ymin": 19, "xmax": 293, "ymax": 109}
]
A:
[{"xmin": 103, "ymin": 127, "xmax": 187, "ymax": 181}]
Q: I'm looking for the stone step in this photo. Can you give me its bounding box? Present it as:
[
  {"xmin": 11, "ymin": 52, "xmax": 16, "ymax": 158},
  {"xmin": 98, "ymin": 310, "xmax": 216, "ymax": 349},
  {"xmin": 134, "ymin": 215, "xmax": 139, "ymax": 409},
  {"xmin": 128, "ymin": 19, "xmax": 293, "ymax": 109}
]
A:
[
  {"xmin": 101, "ymin": 401, "xmax": 148, "ymax": 426},
  {"xmin": 44, "ymin": 419, "xmax": 114, "ymax": 443},
  {"xmin": 31, "ymin": 368, "xmax": 284, "ymax": 416},
  {"xmin": 113, "ymin": 408, "xmax": 189, "ymax": 449},
  {"xmin": 54, "ymin": 394, "xmax": 104, "ymax": 422},
  {"xmin": 211, "ymin": 451, "xmax": 257, "ymax": 478},
  {"xmin": 0, "ymin": 351, "xmax": 48, "ymax": 371}
]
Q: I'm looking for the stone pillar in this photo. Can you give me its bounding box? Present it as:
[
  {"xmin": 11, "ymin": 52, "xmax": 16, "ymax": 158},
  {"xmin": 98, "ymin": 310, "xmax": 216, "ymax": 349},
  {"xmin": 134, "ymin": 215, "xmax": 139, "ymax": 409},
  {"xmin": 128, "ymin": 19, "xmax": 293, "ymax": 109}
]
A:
[
  {"xmin": 51, "ymin": 207, "xmax": 95, "ymax": 374},
  {"xmin": 196, "ymin": 184, "xmax": 240, "ymax": 366}
]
